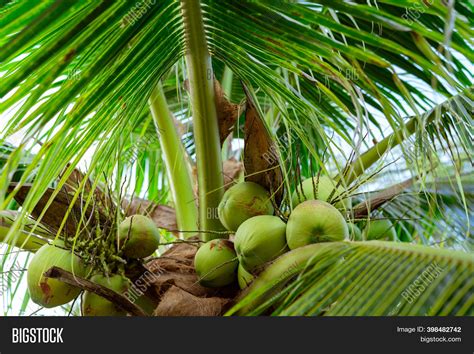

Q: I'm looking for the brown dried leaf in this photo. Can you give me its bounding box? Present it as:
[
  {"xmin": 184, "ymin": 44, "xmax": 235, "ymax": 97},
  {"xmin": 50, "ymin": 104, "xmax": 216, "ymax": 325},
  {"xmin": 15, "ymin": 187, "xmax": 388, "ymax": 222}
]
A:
[
  {"xmin": 153, "ymin": 271, "xmax": 212, "ymax": 298},
  {"xmin": 147, "ymin": 240, "xmax": 205, "ymax": 296},
  {"xmin": 242, "ymin": 84, "xmax": 283, "ymax": 204},
  {"xmin": 8, "ymin": 165, "xmax": 112, "ymax": 236},
  {"xmin": 214, "ymin": 80, "xmax": 244, "ymax": 144},
  {"xmin": 8, "ymin": 183, "xmax": 106, "ymax": 237},
  {"xmin": 123, "ymin": 197, "xmax": 178, "ymax": 232},
  {"xmin": 153, "ymin": 286, "xmax": 230, "ymax": 316},
  {"xmin": 149, "ymin": 240, "xmax": 197, "ymax": 272},
  {"xmin": 60, "ymin": 166, "xmax": 111, "ymax": 211},
  {"xmin": 223, "ymin": 157, "xmax": 243, "ymax": 190},
  {"xmin": 184, "ymin": 78, "xmax": 243, "ymax": 145},
  {"xmin": 192, "ymin": 158, "xmax": 243, "ymax": 197},
  {"xmin": 147, "ymin": 240, "xmax": 238, "ymax": 299},
  {"xmin": 59, "ymin": 165, "xmax": 94, "ymax": 195},
  {"xmin": 148, "ymin": 242, "xmax": 235, "ymax": 316}
]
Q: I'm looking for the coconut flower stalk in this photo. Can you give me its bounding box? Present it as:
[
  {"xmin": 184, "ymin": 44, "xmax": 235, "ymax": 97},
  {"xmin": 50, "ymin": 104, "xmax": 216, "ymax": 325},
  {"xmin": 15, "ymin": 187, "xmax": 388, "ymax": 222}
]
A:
[{"xmin": 180, "ymin": 0, "xmax": 225, "ymax": 240}]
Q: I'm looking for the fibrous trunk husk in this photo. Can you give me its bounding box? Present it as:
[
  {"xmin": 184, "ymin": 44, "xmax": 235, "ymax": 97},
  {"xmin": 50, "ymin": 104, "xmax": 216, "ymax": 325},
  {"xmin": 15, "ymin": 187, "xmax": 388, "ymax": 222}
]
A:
[{"xmin": 145, "ymin": 239, "xmax": 238, "ymax": 316}]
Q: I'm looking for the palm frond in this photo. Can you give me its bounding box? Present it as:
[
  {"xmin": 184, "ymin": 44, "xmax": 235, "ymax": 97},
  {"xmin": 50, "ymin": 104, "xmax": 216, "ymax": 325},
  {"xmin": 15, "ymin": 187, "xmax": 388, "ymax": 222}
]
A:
[
  {"xmin": 1, "ymin": 1, "xmax": 182, "ymax": 225},
  {"xmin": 0, "ymin": 0, "xmax": 472, "ymax": 316},
  {"xmin": 229, "ymin": 241, "xmax": 474, "ymax": 316},
  {"xmin": 381, "ymin": 171, "xmax": 474, "ymax": 250}
]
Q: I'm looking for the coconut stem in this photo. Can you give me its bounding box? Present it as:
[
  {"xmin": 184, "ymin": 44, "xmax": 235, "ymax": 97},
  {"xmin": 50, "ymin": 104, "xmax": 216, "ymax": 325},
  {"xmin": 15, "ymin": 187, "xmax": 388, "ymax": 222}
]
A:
[
  {"xmin": 149, "ymin": 82, "xmax": 198, "ymax": 238},
  {"xmin": 338, "ymin": 108, "xmax": 440, "ymax": 185},
  {"xmin": 44, "ymin": 266, "xmax": 147, "ymax": 316},
  {"xmin": 180, "ymin": 0, "xmax": 225, "ymax": 240}
]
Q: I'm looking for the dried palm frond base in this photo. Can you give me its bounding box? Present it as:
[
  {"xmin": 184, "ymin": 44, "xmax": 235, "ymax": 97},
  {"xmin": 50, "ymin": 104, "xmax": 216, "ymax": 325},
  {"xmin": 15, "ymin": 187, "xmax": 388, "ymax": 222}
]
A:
[
  {"xmin": 44, "ymin": 239, "xmax": 240, "ymax": 316},
  {"xmin": 145, "ymin": 240, "xmax": 239, "ymax": 316}
]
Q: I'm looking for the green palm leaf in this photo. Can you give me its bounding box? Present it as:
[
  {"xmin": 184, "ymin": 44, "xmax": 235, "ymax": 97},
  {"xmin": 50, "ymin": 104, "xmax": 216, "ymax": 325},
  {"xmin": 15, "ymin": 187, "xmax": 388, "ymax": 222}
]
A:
[
  {"xmin": 229, "ymin": 241, "xmax": 474, "ymax": 316},
  {"xmin": 2, "ymin": 0, "xmax": 472, "ymax": 201},
  {"xmin": 0, "ymin": 0, "xmax": 473, "ymax": 316}
]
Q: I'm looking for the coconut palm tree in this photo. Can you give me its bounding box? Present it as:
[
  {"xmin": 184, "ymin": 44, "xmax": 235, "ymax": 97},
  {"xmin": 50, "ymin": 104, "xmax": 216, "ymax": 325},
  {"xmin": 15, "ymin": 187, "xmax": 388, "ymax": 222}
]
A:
[{"xmin": 0, "ymin": 0, "xmax": 472, "ymax": 316}]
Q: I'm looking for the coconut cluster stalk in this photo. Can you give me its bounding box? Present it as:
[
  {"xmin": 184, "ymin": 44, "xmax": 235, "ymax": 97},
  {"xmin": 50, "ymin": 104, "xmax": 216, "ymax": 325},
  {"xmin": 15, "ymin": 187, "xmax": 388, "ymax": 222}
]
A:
[
  {"xmin": 180, "ymin": 0, "xmax": 225, "ymax": 240},
  {"xmin": 339, "ymin": 111, "xmax": 436, "ymax": 184},
  {"xmin": 149, "ymin": 82, "xmax": 198, "ymax": 238}
]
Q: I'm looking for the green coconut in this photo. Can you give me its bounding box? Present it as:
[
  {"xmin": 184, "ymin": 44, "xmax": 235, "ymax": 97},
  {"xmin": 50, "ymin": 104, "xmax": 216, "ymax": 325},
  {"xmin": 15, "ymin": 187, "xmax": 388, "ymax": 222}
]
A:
[
  {"xmin": 194, "ymin": 239, "xmax": 238, "ymax": 288},
  {"xmin": 234, "ymin": 215, "xmax": 288, "ymax": 272},
  {"xmin": 118, "ymin": 215, "xmax": 160, "ymax": 258},
  {"xmin": 286, "ymin": 200, "xmax": 348, "ymax": 250},
  {"xmin": 363, "ymin": 219, "xmax": 397, "ymax": 241},
  {"xmin": 237, "ymin": 263, "xmax": 255, "ymax": 289},
  {"xmin": 82, "ymin": 274, "xmax": 131, "ymax": 316},
  {"xmin": 218, "ymin": 181, "xmax": 274, "ymax": 231},
  {"xmin": 347, "ymin": 222, "xmax": 362, "ymax": 241},
  {"xmin": 27, "ymin": 243, "xmax": 86, "ymax": 308},
  {"xmin": 291, "ymin": 175, "xmax": 351, "ymax": 210}
]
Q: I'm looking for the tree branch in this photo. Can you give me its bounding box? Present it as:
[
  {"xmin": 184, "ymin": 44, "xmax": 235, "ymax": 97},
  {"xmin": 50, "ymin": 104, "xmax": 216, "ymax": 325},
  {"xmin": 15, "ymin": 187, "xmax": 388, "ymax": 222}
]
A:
[
  {"xmin": 44, "ymin": 266, "xmax": 147, "ymax": 317},
  {"xmin": 352, "ymin": 177, "xmax": 416, "ymax": 218}
]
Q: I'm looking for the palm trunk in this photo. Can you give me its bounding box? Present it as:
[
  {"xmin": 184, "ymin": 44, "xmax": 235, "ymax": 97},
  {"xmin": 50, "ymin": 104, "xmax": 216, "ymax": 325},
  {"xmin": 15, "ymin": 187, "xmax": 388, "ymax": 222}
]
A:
[
  {"xmin": 180, "ymin": 0, "xmax": 224, "ymax": 240},
  {"xmin": 149, "ymin": 82, "xmax": 198, "ymax": 237}
]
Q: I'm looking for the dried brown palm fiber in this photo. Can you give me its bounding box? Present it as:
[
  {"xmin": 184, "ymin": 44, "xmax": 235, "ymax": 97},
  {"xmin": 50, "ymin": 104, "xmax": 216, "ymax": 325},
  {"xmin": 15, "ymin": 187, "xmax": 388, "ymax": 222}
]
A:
[
  {"xmin": 223, "ymin": 157, "xmax": 244, "ymax": 189},
  {"xmin": 145, "ymin": 239, "xmax": 239, "ymax": 316},
  {"xmin": 122, "ymin": 197, "xmax": 178, "ymax": 233},
  {"xmin": 153, "ymin": 286, "xmax": 231, "ymax": 316}
]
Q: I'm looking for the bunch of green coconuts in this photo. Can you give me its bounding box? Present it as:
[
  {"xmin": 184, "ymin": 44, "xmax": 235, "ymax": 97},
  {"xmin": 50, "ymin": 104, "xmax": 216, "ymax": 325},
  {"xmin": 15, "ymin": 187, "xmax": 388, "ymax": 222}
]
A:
[
  {"xmin": 194, "ymin": 177, "xmax": 397, "ymax": 289},
  {"xmin": 26, "ymin": 215, "xmax": 160, "ymax": 315}
]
